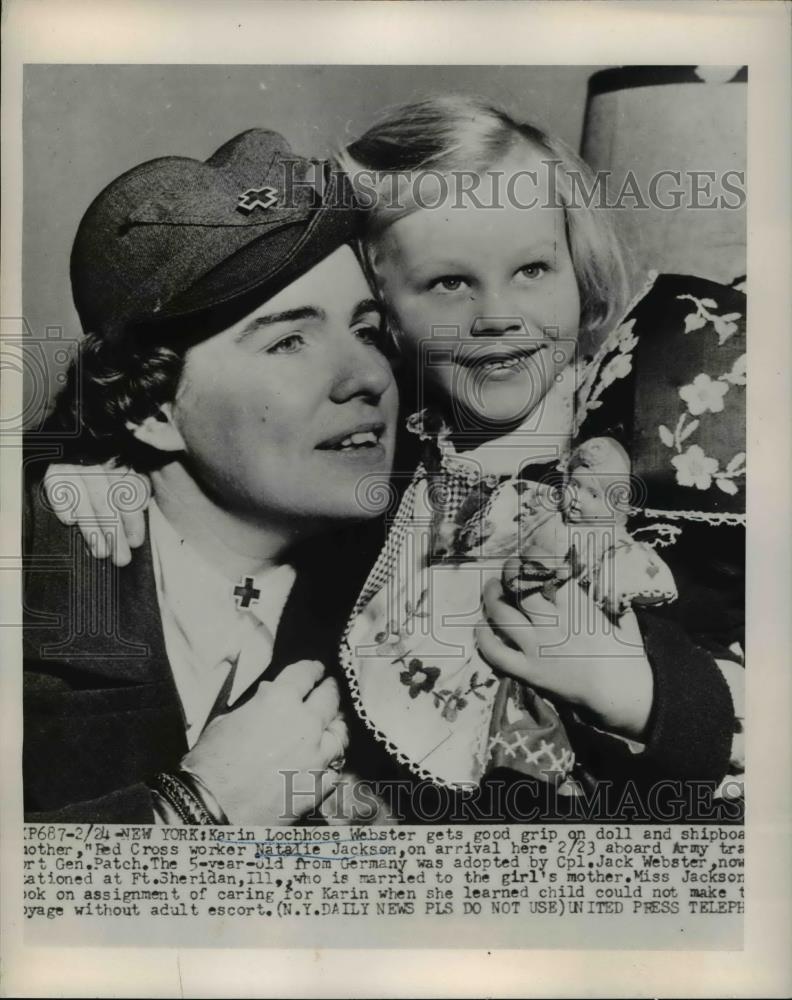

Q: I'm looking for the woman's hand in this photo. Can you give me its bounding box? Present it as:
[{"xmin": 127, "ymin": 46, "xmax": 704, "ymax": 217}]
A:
[
  {"xmin": 43, "ymin": 462, "xmax": 150, "ymax": 566},
  {"xmin": 477, "ymin": 576, "xmax": 654, "ymax": 740},
  {"xmin": 182, "ymin": 660, "xmax": 348, "ymax": 825}
]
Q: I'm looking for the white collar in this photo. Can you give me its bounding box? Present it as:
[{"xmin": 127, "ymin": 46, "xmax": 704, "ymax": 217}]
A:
[{"xmin": 148, "ymin": 500, "xmax": 295, "ymax": 706}]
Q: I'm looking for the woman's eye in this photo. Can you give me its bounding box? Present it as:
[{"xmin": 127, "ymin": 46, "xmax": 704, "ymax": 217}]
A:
[
  {"xmin": 428, "ymin": 276, "xmax": 469, "ymax": 293},
  {"xmin": 516, "ymin": 262, "xmax": 550, "ymax": 281},
  {"xmin": 354, "ymin": 323, "xmax": 385, "ymax": 347},
  {"xmin": 267, "ymin": 333, "xmax": 305, "ymax": 355}
]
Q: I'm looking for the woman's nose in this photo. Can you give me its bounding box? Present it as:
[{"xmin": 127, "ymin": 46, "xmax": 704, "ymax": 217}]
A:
[{"xmin": 329, "ymin": 338, "xmax": 394, "ymax": 403}]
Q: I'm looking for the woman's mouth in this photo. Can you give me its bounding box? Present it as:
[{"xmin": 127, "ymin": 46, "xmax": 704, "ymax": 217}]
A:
[
  {"xmin": 330, "ymin": 430, "xmax": 381, "ymax": 450},
  {"xmin": 316, "ymin": 422, "xmax": 388, "ymax": 462}
]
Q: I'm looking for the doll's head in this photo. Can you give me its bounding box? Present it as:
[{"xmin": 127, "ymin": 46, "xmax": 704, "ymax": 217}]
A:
[
  {"xmin": 564, "ymin": 436, "xmax": 631, "ymax": 524},
  {"xmin": 338, "ymin": 96, "xmax": 627, "ymax": 434}
]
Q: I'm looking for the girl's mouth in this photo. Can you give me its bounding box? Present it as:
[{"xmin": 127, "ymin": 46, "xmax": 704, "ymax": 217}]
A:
[{"xmin": 456, "ymin": 344, "xmax": 546, "ymax": 377}]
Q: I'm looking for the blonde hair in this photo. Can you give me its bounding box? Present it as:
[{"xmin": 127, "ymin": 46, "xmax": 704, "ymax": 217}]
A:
[
  {"xmin": 336, "ymin": 95, "xmax": 628, "ymax": 348},
  {"xmin": 568, "ymin": 436, "xmax": 631, "ymax": 476}
]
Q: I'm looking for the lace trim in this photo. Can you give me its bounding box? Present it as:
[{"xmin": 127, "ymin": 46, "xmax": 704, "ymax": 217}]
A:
[
  {"xmin": 631, "ymin": 523, "xmax": 684, "ymax": 549},
  {"xmin": 438, "ymin": 452, "xmax": 503, "ymax": 487},
  {"xmin": 611, "ymin": 587, "xmax": 677, "ymax": 611},
  {"xmin": 339, "ymin": 649, "xmax": 494, "ymax": 792},
  {"xmin": 632, "ymin": 507, "xmax": 746, "ymax": 526},
  {"xmin": 577, "ymin": 271, "xmax": 659, "ymax": 377},
  {"xmin": 340, "ymin": 470, "xmax": 496, "ymax": 791},
  {"xmin": 627, "ymin": 269, "xmax": 662, "ymax": 317}
]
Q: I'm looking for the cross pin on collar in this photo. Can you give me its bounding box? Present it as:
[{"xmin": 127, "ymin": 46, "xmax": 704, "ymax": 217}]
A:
[{"xmin": 233, "ymin": 576, "xmax": 261, "ymax": 609}]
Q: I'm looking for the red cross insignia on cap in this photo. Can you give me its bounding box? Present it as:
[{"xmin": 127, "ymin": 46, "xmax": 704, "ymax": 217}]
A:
[{"xmin": 237, "ymin": 186, "xmax": 279, "ymax": 214}]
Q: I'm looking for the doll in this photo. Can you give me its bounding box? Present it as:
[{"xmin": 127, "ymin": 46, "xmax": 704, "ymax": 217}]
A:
[{"xmin": 502, "ymin": 435, "xmax": 677, "ymax": 619}]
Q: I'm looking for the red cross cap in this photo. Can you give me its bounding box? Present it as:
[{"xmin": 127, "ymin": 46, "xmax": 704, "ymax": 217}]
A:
[{"xmin": 70, "ymin": 129, "xmax": 362, "ymax": 345}]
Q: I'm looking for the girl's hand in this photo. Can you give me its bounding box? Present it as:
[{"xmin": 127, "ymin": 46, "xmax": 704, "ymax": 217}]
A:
[
  {"xmin": 43, "ymin": 462, "xmax": 150, "ymax": 566},
  {"xmin": 477, "ymin": 577, "xmax": 653, "ymax": 740}
]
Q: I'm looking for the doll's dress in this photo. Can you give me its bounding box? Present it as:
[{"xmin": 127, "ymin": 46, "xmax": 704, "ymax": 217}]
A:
[
  {"xmin": 592, "ymin": 529, "xmax": 678, "ymax": 615},
  {"xmin": 503, "ymin": 513, "xmax": 678, "ymax": 617}
]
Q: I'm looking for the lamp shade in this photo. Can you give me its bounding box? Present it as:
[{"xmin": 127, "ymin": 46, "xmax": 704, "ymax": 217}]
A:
[{"xmin": 581, "ymin": 66, "xmax": 746, "ymax": 292}]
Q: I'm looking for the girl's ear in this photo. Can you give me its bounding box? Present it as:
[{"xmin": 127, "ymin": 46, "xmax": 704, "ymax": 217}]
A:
[{"xmin": 126, "ymin": 403, "xmax": 185, "ymax": 453}]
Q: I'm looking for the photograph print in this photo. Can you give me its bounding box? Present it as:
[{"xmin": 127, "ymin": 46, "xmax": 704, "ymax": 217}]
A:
[{"xmin": 20, "ymin": 63, "xmax": 746, "ymax": 827}]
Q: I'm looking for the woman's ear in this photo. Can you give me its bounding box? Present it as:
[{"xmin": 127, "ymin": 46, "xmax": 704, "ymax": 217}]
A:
[{"xmin": 126, "ymin": 403, "xmax": 185, "ymax": 453}]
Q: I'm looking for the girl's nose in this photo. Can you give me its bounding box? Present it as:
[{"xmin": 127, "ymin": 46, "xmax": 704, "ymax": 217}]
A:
[
  {"xmin": 470, "ymin": 313, "xmax": 525, "ymax": 337},
  {"xmin": 470, "ymin": 286, "xmax": 528, "ymax": 337}
]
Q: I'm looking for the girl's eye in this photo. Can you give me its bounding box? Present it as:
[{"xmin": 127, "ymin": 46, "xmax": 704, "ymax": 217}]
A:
[
  {"xmin": 267, "ymin": 333, "xmax": 305, "ymax": 355},
  {"xmin": 516, "ymin": 262, "xmax": 550, "ymax": 281},
  {"xmin": 428, "ymin": 276, "xmax": 469, "ymax": 293}
]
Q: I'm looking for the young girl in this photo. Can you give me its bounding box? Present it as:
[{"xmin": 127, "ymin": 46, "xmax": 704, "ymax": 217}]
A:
[
  {"xmin": 46, "ymin": 96, "xmax": 741, "ymax": 812},
  {"xmin": 333, "ymin": 96, "xmax": 663, "ymax": 792}
]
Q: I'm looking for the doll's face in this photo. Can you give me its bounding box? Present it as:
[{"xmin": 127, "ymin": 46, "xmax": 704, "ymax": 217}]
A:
[
  {"xmin": 565, "ymin": 472, "xmax": 616, "ymax": 523},
  {"xmin": 372, "ymin": 148, "xmax": 581, "ymax": 433}
]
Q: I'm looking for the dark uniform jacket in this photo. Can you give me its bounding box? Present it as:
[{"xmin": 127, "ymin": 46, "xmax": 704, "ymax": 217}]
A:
[{"xmin": 22, "ymin": 475, "xmax": 381, "ymax": 822}]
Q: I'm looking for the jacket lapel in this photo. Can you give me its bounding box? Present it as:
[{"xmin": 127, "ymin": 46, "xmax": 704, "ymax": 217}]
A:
[{"xmin": 24, "ymin": 491, "xmax": 178, "ymax": 693}]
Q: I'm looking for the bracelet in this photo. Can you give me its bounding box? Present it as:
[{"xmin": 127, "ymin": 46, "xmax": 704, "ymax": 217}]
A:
[
  {"xmin": 177, "ymin": 767, "xmax": 229, "ymax": 825},
  {"xmin": 152, "ymin": 771, "xmax": 216, "ymax": 825},
  {"xmin": 150, "ymin": 788, "xmax": 183, "ymax": 825}
]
